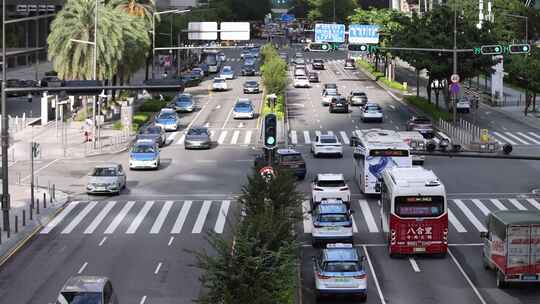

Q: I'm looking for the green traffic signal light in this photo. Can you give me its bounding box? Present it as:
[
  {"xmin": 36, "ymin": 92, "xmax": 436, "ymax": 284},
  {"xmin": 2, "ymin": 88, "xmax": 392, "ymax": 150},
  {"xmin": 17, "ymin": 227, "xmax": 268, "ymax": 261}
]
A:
[{"xmin": 509, "ymin": 44, "xmax": 531, "ymax": 54}]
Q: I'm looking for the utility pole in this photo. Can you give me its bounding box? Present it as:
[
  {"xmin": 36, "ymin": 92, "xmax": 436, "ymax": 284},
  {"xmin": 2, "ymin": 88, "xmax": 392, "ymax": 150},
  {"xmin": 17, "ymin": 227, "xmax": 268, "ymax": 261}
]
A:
[
  {"xmin": 1, "ymin": 0, "xmax": 10, "ymax": 232},
  {"xmin": 333, "ymin": 0, "xmax": 336, "ymax": 23},
  {"xmin": 452, "ymin": 0, "xmax": 458, "ymax": 123},
  {"xmin": 93, "ymin": 0, "xmax": 98, "ymax": 149}
]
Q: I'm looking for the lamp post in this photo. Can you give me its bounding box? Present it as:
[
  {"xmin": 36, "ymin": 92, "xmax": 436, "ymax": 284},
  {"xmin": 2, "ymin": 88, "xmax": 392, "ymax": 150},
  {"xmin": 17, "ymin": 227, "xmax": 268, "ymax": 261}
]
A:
[
  {"xmin": 1, "ymin": 0, "xmax": 10, "ymax": 232},
  {"xmin": 452, "ymin": 0, "xmax": 457, "ymax": 123},
  {"xmin": 152, "ymin": 9, "xmax": 190, "ymax": 79}
]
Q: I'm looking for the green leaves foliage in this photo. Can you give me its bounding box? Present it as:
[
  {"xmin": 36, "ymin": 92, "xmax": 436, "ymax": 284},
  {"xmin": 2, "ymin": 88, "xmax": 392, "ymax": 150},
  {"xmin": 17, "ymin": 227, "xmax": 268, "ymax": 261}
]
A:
[
  {"xmin": 308, "ymin": 0, "xmax": 358, "ymax": 23},
  {"xmin": 260, "ymin": 45, "xmax": 289, "ymax": 96}
]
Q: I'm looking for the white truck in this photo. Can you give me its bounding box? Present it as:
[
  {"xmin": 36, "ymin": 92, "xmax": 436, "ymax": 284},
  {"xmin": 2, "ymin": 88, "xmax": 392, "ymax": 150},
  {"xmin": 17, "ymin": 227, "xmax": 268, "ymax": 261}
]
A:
[
  {"xmin": 480, "ymin": 210, "xmax": 540, "ymax": 288},
  {"xmin": 398, "ymin": 131, "xmax": 426, "ymax": 165}
]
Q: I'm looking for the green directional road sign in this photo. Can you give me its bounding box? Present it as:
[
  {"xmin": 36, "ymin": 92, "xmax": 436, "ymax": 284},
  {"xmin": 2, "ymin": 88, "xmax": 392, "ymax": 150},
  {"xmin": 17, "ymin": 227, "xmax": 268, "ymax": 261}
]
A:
[
  {"xmin": 480, "ymin": 45, "xmax": 503, "ymax": 55},
  {"xmin": 509, "ymin": 44, "xmax": 531, "ymax": 54}
]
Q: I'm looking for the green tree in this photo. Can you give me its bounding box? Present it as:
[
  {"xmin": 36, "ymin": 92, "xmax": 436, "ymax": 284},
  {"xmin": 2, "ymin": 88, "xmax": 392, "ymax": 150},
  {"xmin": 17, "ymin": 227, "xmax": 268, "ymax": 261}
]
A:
[
  {"xmin": 260, "ymin": 45, "xmax": 289, "ymax": 95},
  {"xmin": 505, "ymin": 48, "xmax": 540, "ymax": 114},
  {"xmin": 308, "ymin": 0, "xmax": 358, "ymax": 23},
  {"xmin": 108, "ymin": 0, "xmax": 156, "ymax": 26}
]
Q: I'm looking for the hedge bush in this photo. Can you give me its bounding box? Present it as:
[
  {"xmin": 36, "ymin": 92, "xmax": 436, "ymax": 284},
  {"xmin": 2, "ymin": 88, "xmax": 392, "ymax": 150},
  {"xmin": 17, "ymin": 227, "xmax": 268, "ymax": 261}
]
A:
[
  {"xmin": 404, "ymin": 95, "xmax": 452, "ymax": 122},
  {"xmin": 138, "ymin": 99, "xmax": 169, "ymax": 112}
]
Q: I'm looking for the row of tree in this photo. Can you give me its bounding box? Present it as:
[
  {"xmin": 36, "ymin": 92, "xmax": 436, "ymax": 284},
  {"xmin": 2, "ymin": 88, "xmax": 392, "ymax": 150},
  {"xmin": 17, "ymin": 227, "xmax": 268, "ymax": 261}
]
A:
[{"xmin": 192, "ymin": 168, "xmax": 303, "ymax": 304}]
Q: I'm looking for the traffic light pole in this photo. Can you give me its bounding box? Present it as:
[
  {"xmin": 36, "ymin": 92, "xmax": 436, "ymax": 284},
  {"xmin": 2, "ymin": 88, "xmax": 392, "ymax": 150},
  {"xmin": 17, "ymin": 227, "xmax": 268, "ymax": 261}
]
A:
[
  {"xmin": 1, "ymin": 0, "xmax": 11, "ymax": 232},
  {"xmin": 453, "ymin": 1, "xmax": 458, "ymax": 124}
]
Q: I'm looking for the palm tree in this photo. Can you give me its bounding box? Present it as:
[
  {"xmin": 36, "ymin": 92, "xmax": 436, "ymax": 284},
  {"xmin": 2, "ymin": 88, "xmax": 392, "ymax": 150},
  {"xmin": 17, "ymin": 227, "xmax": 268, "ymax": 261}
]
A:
[{"xmin": 109, "ymin": 0, "xmax": 156, "ymax": 26}]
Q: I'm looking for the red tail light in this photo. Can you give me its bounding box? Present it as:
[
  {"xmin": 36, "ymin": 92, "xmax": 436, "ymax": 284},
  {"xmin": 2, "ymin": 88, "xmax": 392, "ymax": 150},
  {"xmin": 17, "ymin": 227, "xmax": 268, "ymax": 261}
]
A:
[
  {"xmin": 317, "ymin": 273, "xmax": 330, "ymax": 280},
  {"xmin": 354, "ymin": 274, "xmax": 367, "ymax": 279}
]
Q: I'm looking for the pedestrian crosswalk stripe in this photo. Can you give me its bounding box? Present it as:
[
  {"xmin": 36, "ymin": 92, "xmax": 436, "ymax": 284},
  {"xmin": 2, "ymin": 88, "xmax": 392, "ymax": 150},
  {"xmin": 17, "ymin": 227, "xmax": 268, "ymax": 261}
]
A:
[
  {"xmin": 230, "ymin": 130, "xmax": 240, "ymax": 145},
  {"xmin": 176, "ymin": 134, "xmax": 185, "ymax": 145},
  {"xmin": 214, "ymin": 200, "xmax": 230, "ymax": 234},
  {"xmin": 244, "ymin": 130, "xmax": 252, "ymax": 145},
  {"xmin": 489, "ymin": 199, "xmax": 508, "ymax": 210},
  {"xmin": 504, "ymin": 132, "xmax": 530, "ymax": 145},
  {"xmin": 508, "ymin": 198, "xmax": 527, "ymax": 210},
  {"xmin": 171, "ymin": 201, "xmax": 192, "ymax": 234},
  {"xmin": 351, "ymin": 214, "xmax": 358, "ymax": 233},
  {"xmin": 150, "ymin": 200, "xmax": 173, "ymax": 234},
  {"xmin": 61, "ymin": 201, "xmax": 98, "ymax": 234},
  {"xmin": 358, "ymin": 200, "xmax": 378, "ymax": 233},
  {"xmin": 193, "ymin": 200, "xmax": 212, "ymax": 233},
  {"xmin": 41, "ymin": 201, "xmax": 81, "ymax": 234},
  {"xmin": 340, "ymin": 131, "xmax": 350, "ymax": 145},
  {"xmin": 303, "ymin": 131, "xmax": 311, "ymax": 144},
  {"xmin": 516, "ymin": 132, "xmax": 540, "ymax": 144},
  {"xmin": 354, "ymin": 130, "xmax": 362, "ymax": 139},
  {"xmin": 104, "ymin": 201, "xmax": 135, "ymax": 234},
  {"xmin": 527, "ymin": 132, "xmax": 540, "ymax": 140},
  {"xmin": 471, "ymin": 199, "xmax": 490, "ymax": 216},
  {"xmin": 453, "ymin": 199, "xmax": 486, "ymax": 232},
  {"xmin": 218, "ymin": 131, "xmax": 228, "ymax": 144},
  {"xmin": 492, "ymin": 132, "xmax": 517, "ymax": 145},
  {"xmin": 126, "ymin": 201, "xmax": 154, "ymax": 234},
  {"xmin": 291, "ymin": 131, "xmax": 298, "ymax": 144},
  {"xmin": 526, "ymin": 198, "xmax": 540, "ymax": 210},
  {"xmin": 448, "ymin": 209, "xmax": 467, "ymax": 233},
  {"xmin": 302, "ymin": 200, "xmax": 312, "ymax": 234},
  {"xmin": 84, "ymin": 201, "xmax": 117, "ymax": 234}
]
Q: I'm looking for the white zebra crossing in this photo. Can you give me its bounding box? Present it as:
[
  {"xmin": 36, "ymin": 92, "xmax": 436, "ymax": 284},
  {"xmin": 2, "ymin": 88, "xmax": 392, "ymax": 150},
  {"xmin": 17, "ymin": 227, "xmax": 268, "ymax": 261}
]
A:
[
  {"xmin": 126, "ymin": 201, "xmax": 154, "ymax": 234},
  {"xmin": 448, "ymin": 209, "xmax": 467, "ymax": 233},
  {"xmin": 192, "ymin": 200, "xmax": 212, "ymax": 233},
  {"xmin": 453, "ymin": 199, "xmax": 486, "ymax": 232},
  {"xmin": 492, "ymin": 132, "xmax": 518, "ymax": 145},
  {"xmin": 61, "ymin": 201, "xmax": 98, "ymax": 234},
  {"xmin": 230, "ymin": 131, "xmax": 240, "ymax": 145},
  {"xmin": 303, "ymin": 131, "xmax": 311, "ymax": 144},
  {"xmin": 491, "ymin": 131, "xmax": 540, "ymax": 145},
  {"xmin": 340, "ymin": 131, "xmax": 350, "ymax": 145},
  {"xmin": 150, "ymin": 200, "xmax": 173, "ymax": 234},
  {"xmin": 104, "ymin": 201, "xmax": 136, "ymax": 234},
  {"xmin": 504, "ymin": 132, "xmax": 530, "ymax": 145},
  {"xmin": 516, "ymin": 132, "xmax": 540, "ymax": 144},
  {"xmin": 41, "ymin": 202, "xmax": 81, "ymax": 234},
  {"xmin": 244, "ymin": 130, "xmax": 252, "ymax": 145},
  {"xmin": 217, "ymin": 131, "xmax": 228, "ymax": 145},
  {"xmin": 171, "ymin": 201, "xmax": 192, "ymax": 234},
  {"xmin": 84, "ymin": 201, "xmax": 117, "ymax": 234}
]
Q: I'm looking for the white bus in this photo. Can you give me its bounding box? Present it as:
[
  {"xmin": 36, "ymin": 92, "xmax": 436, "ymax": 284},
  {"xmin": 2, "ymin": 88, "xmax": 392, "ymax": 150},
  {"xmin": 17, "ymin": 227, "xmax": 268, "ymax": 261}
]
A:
[{"xmin": 351, "ymin": 129, "xmax": 413, "ymax": 194}]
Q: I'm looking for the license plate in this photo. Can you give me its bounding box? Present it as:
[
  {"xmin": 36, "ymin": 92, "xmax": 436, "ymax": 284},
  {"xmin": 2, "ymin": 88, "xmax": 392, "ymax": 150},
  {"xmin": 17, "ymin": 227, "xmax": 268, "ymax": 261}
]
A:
[
  {"xmin": 289, "ymin": 164, "xmax": 299, "ymax": 168},
  {"xmin": 97, "ymin": 187, "xmax": 106, "ymax": 191},
  {"xmin": 414, "ymin": 247, "xmax": 426, "ymax": 253},
  {"xmin": 324, "ymin": 227, "xmax": 339, "ymax": 231},
  {"xmin": 335, "ymin": 277, "xmax": 351, "ymax": 282},
  {"xmin": 522, "ymin": 275, "xmax": 538, "ymax": 281}
]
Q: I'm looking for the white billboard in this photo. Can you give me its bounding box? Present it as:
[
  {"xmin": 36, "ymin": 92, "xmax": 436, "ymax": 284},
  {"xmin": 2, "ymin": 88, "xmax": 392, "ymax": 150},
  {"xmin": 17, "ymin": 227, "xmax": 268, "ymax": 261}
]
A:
[
  {"xmin": 188, "ymin": 22, "xmax": 218, "ymax": 40},
  {"xmin": 220, "ymin": 22, "xmax": 250, "ymax": 41}
]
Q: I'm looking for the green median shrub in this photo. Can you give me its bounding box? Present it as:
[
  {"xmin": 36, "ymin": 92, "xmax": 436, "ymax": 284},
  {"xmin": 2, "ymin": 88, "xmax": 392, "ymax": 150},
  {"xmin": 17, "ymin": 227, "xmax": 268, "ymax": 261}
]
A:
[
  {"xmin": 404, "ymin": 96, "xmax": 452, "ymax": 122},
  {"xmin": 138, "ymin": 99, "xmax": 169, "ymax": 112}
]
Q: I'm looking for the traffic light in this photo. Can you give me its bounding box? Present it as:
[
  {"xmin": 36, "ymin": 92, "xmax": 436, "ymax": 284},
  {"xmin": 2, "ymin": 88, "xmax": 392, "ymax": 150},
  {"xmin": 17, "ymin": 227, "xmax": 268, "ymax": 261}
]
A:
[
  {"xmin": 348, "ymin": 44, "xmax": 368, "ymax": 52},
  {"xmin": 307, "ymin": 42, "xmax": 330, "ymax": 51},
  {"xmin": 480, "ymin": 45, "xmax": 503, "ymax": 55},
  {"xmin": 509, "ymin": 44, "xmax": 531, "ymax": 54},
  {"xmin": 264, "ymin": 114, "xmax": 277, "ymax": 148}
]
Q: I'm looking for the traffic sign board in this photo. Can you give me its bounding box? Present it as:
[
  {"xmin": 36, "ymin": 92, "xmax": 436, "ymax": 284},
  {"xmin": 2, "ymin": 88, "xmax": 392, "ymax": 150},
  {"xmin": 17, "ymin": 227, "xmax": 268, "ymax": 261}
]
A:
[
  {"xmin": 315, "ymin": 23, "xmax": 345, "ymax": 43},
  {"xmin": 348, "ymin": 24, "xmax": 379, "ymax": 44},
  {"xmin": 451, "ymin": 74, "xmax": 460, "ymax": 83},
  {"xmin": 480, "ymin": 45, "xmax": 503, "ymax": 55}
]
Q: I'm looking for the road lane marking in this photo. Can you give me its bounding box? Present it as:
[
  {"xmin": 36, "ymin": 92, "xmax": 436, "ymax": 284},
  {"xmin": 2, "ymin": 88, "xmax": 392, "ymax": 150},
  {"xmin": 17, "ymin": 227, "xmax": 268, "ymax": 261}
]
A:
[
  {"xmin": 389, "ymin": 104, "xmax": 396, "ymax": 110},
  {"xmin": 222, "ymin": 106, "xmax": 235, "ymax": 129},
  {"xmin": 214, "ymin": 200, "xmax": 230, "ymax": 234},
  {"xmin": 303, "ymin": 131, "xmax": 311, "ymax": 144},
  {"xmin": 150, "ymin": 201, "xmax": 173, "ymax": 234},
  {"xmin": 171, "ymin": 201, "xmax": 192, "ymax": 234},
  {"xmin": 526, "ymin": 198, "xmax": 540, "ymax": 210},
  {"xmin": 78, "ymin": 262, "xmax": 88, "ymax": 274},
  {"xmin": 61, "ymin": 201, "xmax": 98, "ymax": 234},
  {"xmin": 351, "ymin": 214, "xmax": 358, "ymax": 233},
  {"xmin": 244, "ymin": 130, "xmax": 252, "ymax": 145},
  {"xmin": 504, "ymin": 132, "xmax": 530, "ymax": 145},
  {"xmin": 516, "ymin": 132, "xmax": 540, "ymax": 144},
  {"xmin": 508, "ymin": 198, "xmax": 526, "ymax": 210},
  {"xmin": 192, "ymin": 200, "xmax": 212, "ymax": 233},
  {"xmin": 175, "ymin": 134, "xmax": 185, "ymax": 145},
  {"xmin": 453, "ymin": 199, "xmax": 486, "ymax": 232},
  {"xmin": 489, "ymin": 199, "xmax": 508, "ymax": 210},
  {"xmin": 126, "ymin": 201, "xmax": 154, "ymax": 234},
  {"xmin": 302, "ymin": 200, "xmax": 312, "ymax": 234},
  {"xmin": 84, "ymin": 201, "xmax": 117, "ymax": 234},
  {"xmin": 218, "ymin": 131, "xmax": 228, "ymax": 144},
  {"xmin": 40, "ymin": 201, "xmax": 80, "ymax": 234},
  {"xmin": 471, "ymin": 199, "xmax": 490, "ymax": 216},
  {"xmin": 492, "ymin": 132, "xmax": 517, "ymax": 145},
  {"xmin": 339, "ymin": 131, "xmax": 350, "ymax": 145},
  {"xmin": 98, "ymin": 237, "xmax": 107, "ymax": 247},
  {"xmin": 290, "ymin": 131, "xmax": 298, "ymax": 144},
  {"xmin": 166, "ymin": 131, "xmax": 178, "ymax": 143},
  {"xmin": 230, "ymin": 130, "xmax": 240, "ymax": 144},
  {"xmin": 448, "ymin": 209, "xmax": 467, "ymax": 232},
  {"xmin": 104, "ymin": 201, "xmax": 136, "ymax": 234},
  {"xmin": 448, "ymin": 248, "xmax": 488, "ymax": 304},
  {"xmin": 154, "ymin": 262, "xmax": 162, "ymax": 274},
  {"xmin": 409, "ymin": 258, "xmax": 420, "ymax": 272},
  {"xmin": 139, "ymin": 296, "xmax": 147, "ymax": 304},
  {"xmin": 168, "ymin": 236, "xmax": 174, "ymax": 246},
  {"xmin": 358, "ymin": 200, "xmax": 378, "ymax": 232},
  {"xmin": 362, "ymin": 246, "xmax": 387, "ymax": 304}
]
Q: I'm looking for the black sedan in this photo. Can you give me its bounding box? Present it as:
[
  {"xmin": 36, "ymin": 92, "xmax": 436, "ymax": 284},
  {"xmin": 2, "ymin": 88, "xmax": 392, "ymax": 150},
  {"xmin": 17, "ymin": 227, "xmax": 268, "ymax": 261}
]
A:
[
  {"xmin": 308, "ymin": 72, "xmax": 319, "ymax": 83},
  {"xmin": 329, "ymin": 97, "xmax": 349, "ymax": 113}
]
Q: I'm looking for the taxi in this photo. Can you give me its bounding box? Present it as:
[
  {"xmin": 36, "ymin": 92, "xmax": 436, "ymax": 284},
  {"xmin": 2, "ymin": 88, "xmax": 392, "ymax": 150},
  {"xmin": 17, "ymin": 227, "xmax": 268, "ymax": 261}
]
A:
[
  {"xmin": 312, "ymin": 243, "xmax": 368, "ymax": 302},
  {"xmin": 311, "ymin": 203, "xmax": 353, "ymax": 246},
  {"xmin": 129, "ymin": 139, "xmax": 160, "ymax": 170}
]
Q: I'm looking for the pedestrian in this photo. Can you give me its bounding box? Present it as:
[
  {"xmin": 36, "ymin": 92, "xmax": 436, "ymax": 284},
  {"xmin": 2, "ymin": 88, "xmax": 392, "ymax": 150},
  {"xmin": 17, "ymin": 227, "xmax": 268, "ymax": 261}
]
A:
[{"xmin": 83, "ymin": 118, "xmax": 93, "ymax": 142}]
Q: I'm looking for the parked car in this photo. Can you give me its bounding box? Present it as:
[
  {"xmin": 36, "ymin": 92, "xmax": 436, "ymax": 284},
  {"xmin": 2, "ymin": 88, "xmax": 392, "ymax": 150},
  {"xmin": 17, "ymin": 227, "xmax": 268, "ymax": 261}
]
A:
[
  {"xmin": 311, "ymin": 202, "xmax": 354, "ymax": 246},
  {"xmin": 137, "ymin": 125, "xmax": 165, "ymax": 147},
  {"xmin": 311, "ymin": 134, "xmax": 343, "ymax": 158},
  {"xmin": 360, "ymin": 103, "xmax": 383, "ymax": 122},
  {"xmin": 312, "ymin": 59, "xmax": 325, "ymax": 70},
  {"xmin": 220, "ymin": 66, "xmax": 235, "ymax": 79},
  {"xmin": 174, "ymin": 93, "xmax": 194, "ymax": 112},
  {"xmin": 344, "ymin": 58, "xmax": 356, "ymax": 69},
  {"xmin": 212, "ymin": 77, "xmax": 228, "ymax": 91},
  {"xmin": 233, "ymin": 98, "xmax": 255, "ymax": 119},
  {"xmin": 329, "ymin": 96, "xmax": 349, "ymax": 113},
  {"xmin": 243, "ymin": 80, "xmax": 260, "ymax": 94},
  {"xmin": 56, "ymin": 276, "xmax": 119, "ymax": 304},
  {"xmin": 155, "ymin": 108, "xmax": 180, "ymax": 131},
  {"xmin": 129, "ymin": 139, "xmax": 160, "ymax": 170},
  {"xmin": 348, "ymin": 90, "xmax": 368, "ymax": 106},
  {"xmin": 311, "ymin": 173, "xmax": 350, "ymax": 204},
  {"xmin": 86, "ymin": 164, "xmax": 126, "ymax": 195},
  {"xmin": 185, "ymin": 126, "xmax": 211, "ymax": 149},
  {"xmin": 406, "ymin": 116, "xmax": 434, "ymax": 138},
  {"xmin": 308, "ymin": 72, "xmax": 319, "ymax": 83},
  {"xmin": 294, "ymin": 76, "xmax": 310, "ymax": 88},
  {"xmin": 6, "ymin": 79, "xmax": 25, "ymax": 97}
]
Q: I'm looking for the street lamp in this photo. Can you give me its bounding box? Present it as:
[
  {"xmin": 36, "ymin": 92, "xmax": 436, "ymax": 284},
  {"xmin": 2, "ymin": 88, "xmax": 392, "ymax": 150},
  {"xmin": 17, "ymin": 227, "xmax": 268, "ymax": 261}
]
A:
[
  {"xmin": 152, "ymin": 9, "xmax": 190, "ymax": 78},
  {"xmin": 1, "ymin": 0, "xmax": 10, "ymax": 231}
]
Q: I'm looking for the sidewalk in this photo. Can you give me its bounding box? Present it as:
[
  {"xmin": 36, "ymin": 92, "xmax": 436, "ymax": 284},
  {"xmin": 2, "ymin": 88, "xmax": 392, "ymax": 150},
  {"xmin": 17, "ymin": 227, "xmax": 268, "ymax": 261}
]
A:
[{"xmin": 0, "ymin": 183, "xmax": 69, "ymax": 266}]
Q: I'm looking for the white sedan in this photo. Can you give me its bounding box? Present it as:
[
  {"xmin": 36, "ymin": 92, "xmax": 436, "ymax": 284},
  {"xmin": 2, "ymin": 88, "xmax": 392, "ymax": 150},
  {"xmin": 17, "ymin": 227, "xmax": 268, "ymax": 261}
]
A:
[
  {"xmin": 293, "ymin": 76, "xmax": 310, "ymax": 88},
  {"xmin": 212, "ymin": 78, "xmax": 228, "ymax": 91},
  {"xmin": 311, "ymin": 173, "xmax": 351, "ymax": 204},
  {"xmin": 360, "ymin": 103, "xmax": 384, "ymax": 122},
  {"xmin": 311, "ymin": 134, "xmax": 343, "ymax": 158}
]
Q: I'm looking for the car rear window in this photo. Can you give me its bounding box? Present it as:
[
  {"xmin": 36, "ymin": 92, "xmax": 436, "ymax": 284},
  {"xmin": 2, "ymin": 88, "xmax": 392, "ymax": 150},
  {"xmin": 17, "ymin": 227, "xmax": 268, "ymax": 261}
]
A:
[
  {"xmin": 281, "ymin": 154, "xmax": 303, "ymax": 162},
  {"xmin": 317, "ymin": 180, "xmax": 346, "ymax": 187},
  {"xmin": 318, "ymin": 213, "xmax": 348, "ymax": 222},
  {"xmin": 320, "ymin": 137, "xmax": 337, "ymax": 144},
  {"xmin": 413, "ymin": 118, "xmax": 431, "ymax": 124},
  {"xmin": 365, "ymin": 105, "xmax": 380, "ymax": 111},
  {"xmin": 323, "ymin": 262, "xmax": 360, "ymax": 272}
]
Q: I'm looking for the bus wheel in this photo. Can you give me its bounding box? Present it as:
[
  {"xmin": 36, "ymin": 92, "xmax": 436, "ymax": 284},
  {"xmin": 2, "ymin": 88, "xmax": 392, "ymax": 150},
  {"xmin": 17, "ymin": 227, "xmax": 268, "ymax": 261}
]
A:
[
  {"xmin": 496, "ymin": 271, "xmax": 507, "ymax": 289},
  {"xmin": 482, "ymin": 253, "xmax": 490, "ymax": 270}
]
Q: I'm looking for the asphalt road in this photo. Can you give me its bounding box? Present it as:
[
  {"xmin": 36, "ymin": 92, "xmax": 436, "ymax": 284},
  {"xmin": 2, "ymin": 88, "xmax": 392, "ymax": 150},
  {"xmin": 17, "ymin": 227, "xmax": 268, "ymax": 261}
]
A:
[{"xmin": 2, "ymin": 46, "xmax": 540, "ymax": 304}]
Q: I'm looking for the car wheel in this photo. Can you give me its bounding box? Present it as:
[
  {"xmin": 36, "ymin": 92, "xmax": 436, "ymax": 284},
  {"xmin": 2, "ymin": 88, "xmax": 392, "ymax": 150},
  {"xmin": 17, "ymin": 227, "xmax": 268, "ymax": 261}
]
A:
[
  {"xmin": 496, "ymin": 270, "xmax": 507, "ymax": 289},
  {"xmin": 338, "ymin": 153, "xmax": 343, "ymax": 158}
]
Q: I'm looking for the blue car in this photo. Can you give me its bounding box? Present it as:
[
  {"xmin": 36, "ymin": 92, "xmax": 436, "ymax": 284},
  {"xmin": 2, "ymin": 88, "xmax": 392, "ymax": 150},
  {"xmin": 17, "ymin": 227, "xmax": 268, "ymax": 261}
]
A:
[
  {"xmin": 155, "ymin": 108, "xmax": 179, "ymax": 131},
  {"xmin": 129, "ymin": 139, "xmax": 160, "ymax": 170},
  {"xmin": 220, "ymin": 66, "xmax": 235, "ymax": 80},
  {"xmin": 174, "ymin": 93, "xmax": 194, "ymax": 112}
]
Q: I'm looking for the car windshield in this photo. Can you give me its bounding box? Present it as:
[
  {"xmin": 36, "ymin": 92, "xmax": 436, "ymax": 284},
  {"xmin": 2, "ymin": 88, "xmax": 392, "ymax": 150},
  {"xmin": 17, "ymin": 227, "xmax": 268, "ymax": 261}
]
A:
[
  {"xmin": 318, "ymin": 213, "xmax": 348, "ymax": 222},
  {"xmin": 323, "ymin": 262, "xmax": 361, "ymax": 272},
  {"xmin": 320, "ymin": 137, "xmax": 337, "ymax": 143},
  {"xmin": 159, "ymin": 113, "xmax": 176, "ymax": 120},
  {"xmin": 326, "ymin": 90, "xmax": 338, "ymax": 96},
  {"xmin": 58, "ymin": 292, "xmax": 102, "ymax": 304},
  {"xmin": 188, "ymin": 128, "xmax": 207, "ymax": 136},
  {"xmin": 314, "ymin": 59, "xmax": 323, "ymax": 63},
  {"xmin": 177, "ymin": 96, "xmax": 192, "ymax": 103},
  {"xmin": 214, "ymin": 78, "xmax": 225, "ymax": 83},
  {"xmin": 132, "ymin": 145, "xmax": 155, "ymax": 153},
  {"xmin": 192, "ymin": 69, "xmax": 201, "ymax": 73},
  {"xmin": 235, "ymin": 102, "xmax": 251, "ymax": 108},
  {"xmin": 90, "ymin": 167, "xmax": 117, "ymax": 177},
  {"xmin": 352, "ymin": 92, "xmax": 365, "ymax": 96},
  {"xmin": 365, "ymin": 106, "xmax": 380, "ymax": 112},
  {"xmin": 245, "ymin": 81, "xmax": 257, "ymax": 86},
  {"xmin": 144, "ymin": 127, "xmax": 161, "ymax": 134},
  {"xmin": 222, "ymin": 67, "xmax": 232, "ymax": 72},
  {"xmin": 281, "ymin": 154, "xmax": 303, "ymax": 162},
  {"xmin": 317, "ymin": 180, "xmax": 346, "ymax": 187}
]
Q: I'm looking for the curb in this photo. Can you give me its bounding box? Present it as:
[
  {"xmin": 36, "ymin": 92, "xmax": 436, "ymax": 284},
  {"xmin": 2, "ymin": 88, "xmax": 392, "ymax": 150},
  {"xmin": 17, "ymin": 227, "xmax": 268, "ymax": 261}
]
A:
[{"xmin": 0, "ymin": 190, "xmax": 70, "ymax": 268}]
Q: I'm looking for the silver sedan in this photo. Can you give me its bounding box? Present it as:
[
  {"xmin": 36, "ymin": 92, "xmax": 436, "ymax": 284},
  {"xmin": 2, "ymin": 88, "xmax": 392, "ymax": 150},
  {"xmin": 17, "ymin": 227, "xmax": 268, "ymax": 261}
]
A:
[{"xmin": 185, "ymin": 127, "xmax": 211, "ymax": 149}]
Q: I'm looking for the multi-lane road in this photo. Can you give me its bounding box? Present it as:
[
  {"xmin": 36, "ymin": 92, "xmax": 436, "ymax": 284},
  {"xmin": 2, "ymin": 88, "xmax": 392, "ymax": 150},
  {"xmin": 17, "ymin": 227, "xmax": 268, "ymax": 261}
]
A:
[{"xmin": 1, "ymin": 46, "xmax": 540, "ymax": 304}]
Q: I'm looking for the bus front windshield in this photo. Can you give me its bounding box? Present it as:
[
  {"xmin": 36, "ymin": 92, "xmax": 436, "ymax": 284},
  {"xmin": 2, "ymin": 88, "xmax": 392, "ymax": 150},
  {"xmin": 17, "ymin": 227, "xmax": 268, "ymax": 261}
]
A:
[
  {"xmin": 394, "ymin": 196, "xmax": 445, "ymax": 218},
  {"xmin": 204, "ymin": 54, "xmax": 217, "ymax": 66}
]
